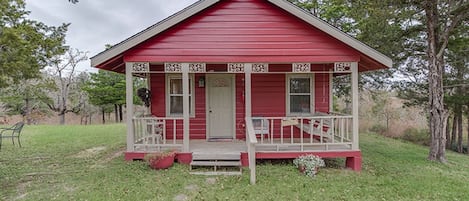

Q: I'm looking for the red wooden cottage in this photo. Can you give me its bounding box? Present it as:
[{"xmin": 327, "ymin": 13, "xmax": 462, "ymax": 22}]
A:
[{"xmin": 91, "ymin": 0, "xmax": 391, "ymax": 183}]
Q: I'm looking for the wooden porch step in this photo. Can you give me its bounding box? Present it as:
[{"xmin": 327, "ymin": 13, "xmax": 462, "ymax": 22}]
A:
[
  {"xmin": 190, "ymin": 161, "xmax": 241, "ymax": 167},
  {"xmin": 192, "ymin": 153, "xmax": 240, "ymax": 160},
  {"xmin": 190, "ymin": 171, "xmax": 242, "ymax": 176},
  {"xmin": 190, "ymin": 153, "xmax": 242, "ymax": 175}
]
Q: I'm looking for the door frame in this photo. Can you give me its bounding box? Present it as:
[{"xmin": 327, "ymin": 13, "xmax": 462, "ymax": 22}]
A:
[{"xmin": 205, "ymin": 74, "xmax": 236, "ymax": 140}]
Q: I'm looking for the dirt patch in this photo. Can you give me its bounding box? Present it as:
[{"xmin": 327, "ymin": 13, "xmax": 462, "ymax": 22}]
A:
[
  {"xmin": 90, "ymin": 148, "xmax": 125, "ymax": 168},
  {"xmin": 174, "ymin": 194, "xmax": 188, "ymax": 201},
  {"xmin": 205, "ymin": 178, "xmax": 217, "ymax": 185},
  {"xmin": 14, "ymin": 181, "xmax": 31, "ymax": 200},
  {"xmin": 73, "ymin": 146, "xmax": 106, "ymax": 158},
  {"xmin": 102, "ymin": 148, "xmax": 125, "ymax": 163},
  {"xmin": 184, "ymin": 184, "xmax": 198, "ymax": 192}
]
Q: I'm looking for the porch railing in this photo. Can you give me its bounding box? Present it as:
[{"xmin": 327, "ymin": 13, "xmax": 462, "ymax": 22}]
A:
[
  {"xmin": 245, "ymin": 117, "xmax": 258, "ymax": 185},
  {"xmin": 249, "ymin": 114, "xmax": 353, "ymax": 152},
  {"xmin": 132, "ymin": 116, "xmax": 184, "ymax": 152}
]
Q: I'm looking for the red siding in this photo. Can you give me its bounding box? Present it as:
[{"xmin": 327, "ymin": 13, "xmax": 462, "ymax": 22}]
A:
[
  {"xmin": 235, "ymin": 74, "xmax": 245, "ymax": 139},
  {"xmin": 315, "ymin": 73, "xmax": 330, "ymax": 113},
  {"xmin": 251, "ymin": 74, "xmax": 286, "ymax": 116},
  {"xmin": 150, "ymin": 73, "xmax": 165, "ymax": 116},
  {"xmin": 124, "ymin": 0, "xmax": 360, "ymax": 63}
]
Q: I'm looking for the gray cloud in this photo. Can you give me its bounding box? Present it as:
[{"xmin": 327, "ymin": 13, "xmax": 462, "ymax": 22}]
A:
[{"xmin": 25, "ymin": 0, "xmax": 197, "ymax": 72}]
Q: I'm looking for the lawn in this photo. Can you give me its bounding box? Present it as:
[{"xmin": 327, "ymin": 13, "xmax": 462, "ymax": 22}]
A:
[{"xmin": 1, "ymin": 124, "xmax": 469, "ymax": 201}]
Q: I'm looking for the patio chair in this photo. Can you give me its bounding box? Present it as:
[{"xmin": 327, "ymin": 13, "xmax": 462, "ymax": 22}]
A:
[{"xmin": 0, "ymin": 122, "xmax": 25, "ymax": 150}]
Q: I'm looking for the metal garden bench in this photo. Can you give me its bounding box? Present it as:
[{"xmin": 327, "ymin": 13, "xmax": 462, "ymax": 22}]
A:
[{"xmin": 0, "ymin": 122, "xmax": 25, "ymax": 150}]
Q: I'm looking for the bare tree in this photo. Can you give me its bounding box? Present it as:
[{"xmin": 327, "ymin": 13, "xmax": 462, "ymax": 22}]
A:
[{"xmin": 46, "ymin": 48, "xmax": 88, "ymax": 125}]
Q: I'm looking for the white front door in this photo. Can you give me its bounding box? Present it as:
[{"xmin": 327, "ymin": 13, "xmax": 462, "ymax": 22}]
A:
[{"xmin": 207, "ymin": 74, "xmax": 235, "ymax": 139}]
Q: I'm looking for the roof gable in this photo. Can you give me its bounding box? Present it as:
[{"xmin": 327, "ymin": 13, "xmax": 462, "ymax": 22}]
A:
[{"xmin": 91, "ymin": 0, "xmax": 392, "ymax": 70}]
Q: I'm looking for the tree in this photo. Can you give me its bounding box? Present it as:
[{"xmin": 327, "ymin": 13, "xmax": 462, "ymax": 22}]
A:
[
  {"xmin": 46, "ymin": 48, "xmax": 88, "ymax": 125},
  {"xmin": 422, "ymin": 0, "xmax": 468, "ymax": 162},
  {"xmin": 82, "ymin": 70, "xmax": 126, "ymax": 124},
  {"xmin": 0, "ymin": 0, "xmax": 68, "ymax": 88},
  {"xmin": 0, "ymin": 74, "xmax": 55, "ymax": 124}
]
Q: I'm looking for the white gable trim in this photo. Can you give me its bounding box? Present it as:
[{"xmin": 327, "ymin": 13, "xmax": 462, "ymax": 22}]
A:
[
  {"xmin": 90, "ymin": 0, "xmax": 220, "ymax": 67},
  {"xmin": 268, "ymin": 0, "xmax": 392, "ymax": 68}
]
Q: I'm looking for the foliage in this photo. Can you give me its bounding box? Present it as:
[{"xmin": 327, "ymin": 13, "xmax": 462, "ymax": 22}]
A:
[
  {"xmin": 0, "ymin": 0, "xmax": 68, "ymax": 88},
  {"xmin": 401, "ymin": 128, "xmax": 431, "ymax": 146},
  {"xmin": 293, "ymin": 154, "xmax": 325, "ymax": 178},
  {"xmin": 81, "ymin": 70, "xmax": 127, "ymax": 123},
  {"xmin": 369, "ymin": 124, "xmax": 387, "ymax": 135},
  {"xmin": 0, "ymin": 75, "xmax": 55, "ymax": 124},
  {"xmin": 82, "ymin": 70, "xmax": 126, "ymax": 107}
]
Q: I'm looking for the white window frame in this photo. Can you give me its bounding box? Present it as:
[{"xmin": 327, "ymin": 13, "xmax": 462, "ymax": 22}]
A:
[
  {"xmin": 165, "ymin": 74, "xmax": 195, "ymax": 117},
  {"xmin": 286, "ymin": 74, "xmax": 314, "ymax": 116}
]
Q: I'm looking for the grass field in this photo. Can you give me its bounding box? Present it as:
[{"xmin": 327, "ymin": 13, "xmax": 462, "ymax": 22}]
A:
[{"xmin": 1, "ymin": 124, "xmax": 469, "ymax": 201}]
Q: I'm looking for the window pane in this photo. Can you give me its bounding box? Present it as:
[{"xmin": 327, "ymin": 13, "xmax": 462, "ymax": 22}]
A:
[
  {"xmin": 170, "ymin": 78, "xmax": 192, "ymax": 94},
  {"xmin": 170, "ymin": 96, "xmax": 183, "ymax": 114},
  {"xmin": 170, "ymin": 97, "xmax": 192, "ymax": 115},
  {"xmin": 290, "ymin": 78, "xmax": 310, "ymax": 93},
  {"xmin": 290, "ymin": 95, "xmax": 310, "ymax": 113},
  {"xmin": 170, "ymin": 79, "xmax": 182, "ymax": 94}
]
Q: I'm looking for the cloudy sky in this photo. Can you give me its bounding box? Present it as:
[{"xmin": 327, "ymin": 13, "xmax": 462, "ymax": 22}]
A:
[{"xmin": 25, "ymin": 0, "xmax": 198, "ymax": 72}]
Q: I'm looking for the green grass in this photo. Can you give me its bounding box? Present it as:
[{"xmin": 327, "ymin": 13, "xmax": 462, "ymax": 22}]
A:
[{"xmin": 1, "ymin": 124, "xmax": 469, "ymax": 200}]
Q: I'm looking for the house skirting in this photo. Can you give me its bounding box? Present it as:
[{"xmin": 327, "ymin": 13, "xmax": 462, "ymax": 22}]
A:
[{"xmin": 124, "ymin": 150, "xmax": 362, "ymax": 172}]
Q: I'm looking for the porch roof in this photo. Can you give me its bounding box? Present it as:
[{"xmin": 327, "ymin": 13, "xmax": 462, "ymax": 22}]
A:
[{"xmin": 91, "ymin": 0, "xmax": 392, "ymax": 73}]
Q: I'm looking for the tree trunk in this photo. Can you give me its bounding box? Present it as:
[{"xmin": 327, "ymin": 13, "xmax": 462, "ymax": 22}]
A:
[
  {"xmin": 457, "ymin": 108, "xmax": 463, "ymax": 153},
  {"xmin": 114, "ymin": 104, "xmax": 118, "ymax": 123},
  {"xmin": 451, "ymin": 114, "xmax": 457, "ymax": 148},
  {"xmin": 467, "ymin": 113, "xmax": 469, "ymax": 155},
  {"xmin": 445, "ymin": 114, "xmax": 451, "ymax": 148},
  {"xmin": 102, "ymin": 108, "xmax": 105, "ymax": 124},
  {"xmin": 119, "ymin": 104, "xmax": 123, "ymax": 122},
  {"xmin": 59, "ymin": 112, "xmax": 65, "ymax": 125},
  {"xmin": 424, "ymin": 0, "xmax": 447, "ymax": 163},
  {"xmin": 24, "ymin": 98, "xmax": 32, "ymax": 125}
]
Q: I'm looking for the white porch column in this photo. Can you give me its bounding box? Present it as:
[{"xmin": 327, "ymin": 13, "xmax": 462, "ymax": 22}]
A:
[
  {"xmin": 182, "ymin": 63, "xmax": 190, "ymax": 152},
  {"xmin": 125, "ymin": 62, "xmax": 134, "ymax": 152},
  {"xmin": 351, "ymin": 62, "xmax": 359, "ymax": 150},
  {"xmin": 245, "ymin": 63, "xmax": 252, "ymax": 117}
]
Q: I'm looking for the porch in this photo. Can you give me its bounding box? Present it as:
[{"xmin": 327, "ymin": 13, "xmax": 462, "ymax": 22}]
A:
[{"xmin": 126, "ymin": 114, "xmax": 361, "ymax": 173}]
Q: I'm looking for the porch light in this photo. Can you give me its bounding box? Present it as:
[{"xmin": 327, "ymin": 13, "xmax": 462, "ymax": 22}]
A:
[{"xmin": 198, "ymin": 76, "xmax": 205, "ymax": 87}]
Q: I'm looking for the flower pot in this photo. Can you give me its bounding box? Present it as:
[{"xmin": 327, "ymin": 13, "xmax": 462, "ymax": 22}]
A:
[{"xmin": 149, "ymin": 154, "xmax": 175, "ymax": 169}]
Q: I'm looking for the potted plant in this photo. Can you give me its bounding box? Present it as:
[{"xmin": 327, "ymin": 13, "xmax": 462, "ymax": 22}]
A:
[
  {"xmin": 293, "ymin": 154, "xmax": 325, "ymax": 178},
  {"xmin": 144, "ymin": 151, "xmax": 176, "ymax": 169}
]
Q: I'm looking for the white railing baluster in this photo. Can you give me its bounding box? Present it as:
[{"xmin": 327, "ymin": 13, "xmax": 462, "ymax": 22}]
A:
[
  {"xmin": 280, "ymin": 119, "xmax": 284, "ymax": 144},
  {"xmin": 132, "ymin": 116, "xmax": 184, "ymax": 152},
  {"xmin": 248, "ymin": 115, "xmax": 353, "ymax": 152},
  {"xmin": 290, "ymin": 124, "xmax": 293, "ymax": 144}
]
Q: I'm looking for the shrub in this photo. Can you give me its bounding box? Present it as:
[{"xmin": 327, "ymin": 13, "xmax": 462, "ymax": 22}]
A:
[
  {"xmin": 450, "ymin": 143, "xmax": 468, "ymax": 154},
  {"xmin": 401, "ymin": 128, "xmax": 430, "ymax": 146},
  {"xmin": 370, "ymin": 124, "xmax": 387, "ymax": 135},
  {"xmin": 293, "ymin": 154, "xmax": 325, "ymax": 178}
]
